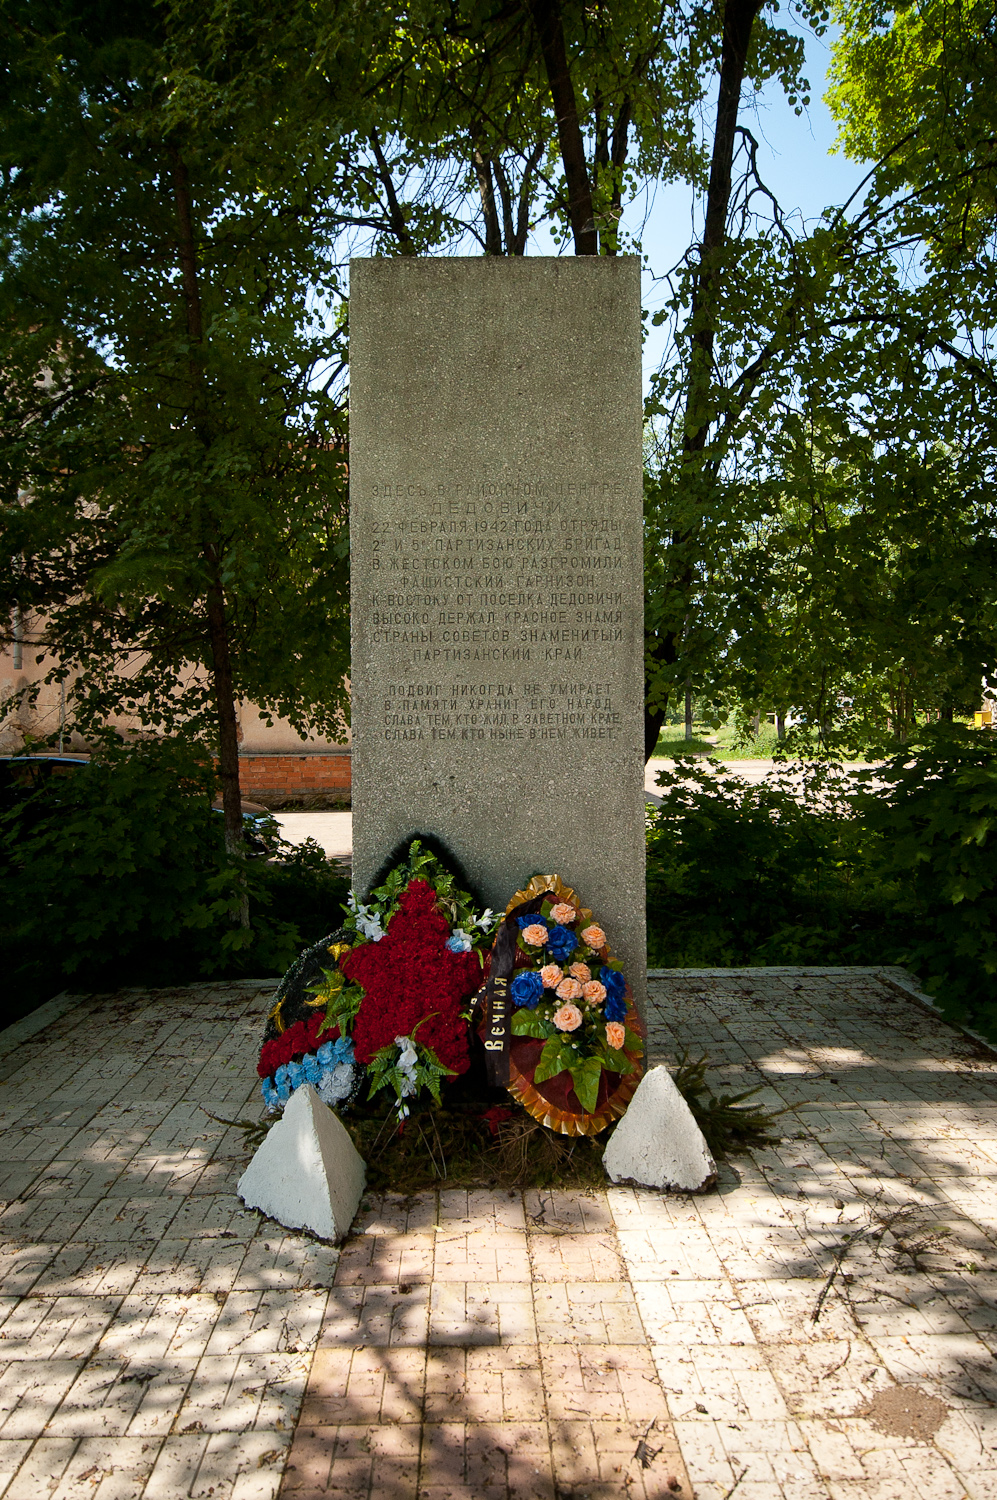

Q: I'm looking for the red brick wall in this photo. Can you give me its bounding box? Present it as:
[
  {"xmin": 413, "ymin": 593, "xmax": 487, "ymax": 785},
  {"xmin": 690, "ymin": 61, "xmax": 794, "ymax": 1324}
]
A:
[{"xmin": 237, "ymin": 752, "xmax": 351, "ymax": 800}]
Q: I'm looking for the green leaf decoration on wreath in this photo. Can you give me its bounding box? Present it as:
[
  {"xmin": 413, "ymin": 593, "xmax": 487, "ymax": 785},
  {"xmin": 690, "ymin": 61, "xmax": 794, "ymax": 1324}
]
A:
[
  {"xmin": 567, "ymin": 1055, "xmax": 603, "ymax": 1113},
  {"xmin": 534, "ymin": 1036, "xmax": 578, "ymax": 1084},
  {"xmin": 511, "ymin": 1010, "xmax": 551, "ymax": 1039},
  {"xmin": 366, "ymin": 1016, "xmax": 457, "ymax": 1116},
  {"xmin": 354, "ymin": 838, "xmax": 496, "ymax": 952},
  {"xmin": 532, "ymin": 1046, "xmax": 606, "ymax": 1114},
  {"xmin": 306, "ymin": 967, "xmax": 364, "ymax": 1037}
]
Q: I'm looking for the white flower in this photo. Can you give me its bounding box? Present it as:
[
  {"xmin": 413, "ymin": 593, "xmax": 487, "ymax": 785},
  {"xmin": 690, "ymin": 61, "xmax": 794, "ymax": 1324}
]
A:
[
  {"xmin": 394, "ymin": 1036, "xmax": 420, "ymax": 1096},
  {"xmin": 388, "ymin": 1038, "xmax": 422, "ymax": 1119},
  {"xmin": 395, "ymin": 1035, "xmax": 418, "ymax": 1065},
  {"xmin": 472, "ymin": 908, "xmax": 496, "ymax": 930},
  {"xmin": 347, "ymin": 891, "xmax": 385, "ymax": 941},
  {"xmin": 317, "ymin": 1063, "xmax": 355, "ymax": 1106}
]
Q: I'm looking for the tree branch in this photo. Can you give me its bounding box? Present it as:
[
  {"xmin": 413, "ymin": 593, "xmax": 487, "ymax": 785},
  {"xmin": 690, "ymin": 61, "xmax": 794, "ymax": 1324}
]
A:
[{"xmin": 369, "ymin": 129, "xmax": 418, "ymax": 253}]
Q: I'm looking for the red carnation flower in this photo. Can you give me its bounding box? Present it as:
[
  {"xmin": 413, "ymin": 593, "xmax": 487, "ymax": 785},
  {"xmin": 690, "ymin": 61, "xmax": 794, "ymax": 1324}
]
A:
[
  {"xmin": 341, "ymin": 878, "xmax": 480, "ymax": 1072},
  {"xmin": 257, "ymin": 1011, "xmax": 338, "ymax": 1079}
]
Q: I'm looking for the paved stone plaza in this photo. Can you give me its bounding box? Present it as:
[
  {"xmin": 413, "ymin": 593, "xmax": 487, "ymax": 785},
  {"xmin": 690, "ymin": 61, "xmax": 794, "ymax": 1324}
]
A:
[{"xmin": 0, "ymin": 969, "xmax": 994, "ymax": 1499}]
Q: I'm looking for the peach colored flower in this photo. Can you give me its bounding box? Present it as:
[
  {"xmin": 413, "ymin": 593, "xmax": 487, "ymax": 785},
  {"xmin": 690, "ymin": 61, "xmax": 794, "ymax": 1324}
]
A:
[
  {"xmin": 582, "ymin": 980, "xmax": 607, "ymax": 1005},
  {"xmin": 581, "ymin": 924, "xmax": 606, "ymax": 950},
  {"xmin": 555, "ymin": 977, "xmax": 583, "ymax": 1001},
  {"xmin": 553, "ymin": 1003, "xmax": 583, "ymax": 1032},
  {"xmin": 605, "ymin": 1021, "xmax": 626, "ymax": 1050},
  {"xmin": 521, "ymin": 923, "xmax": 549, "ymax": 947},
  {"xmin": 540, "ymin": 963, "xmax": 563, "ymax": 989},
  {"xmin": 568, "ymin": 962, "xmax": 591, "ymax": 983},
  {"xmin": 550, "ymin": 902, "xmax": 576, "ymax": 924}
]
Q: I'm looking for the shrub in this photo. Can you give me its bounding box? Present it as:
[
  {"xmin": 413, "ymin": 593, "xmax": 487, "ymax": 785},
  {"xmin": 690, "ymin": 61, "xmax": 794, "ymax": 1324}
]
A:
[
  {"xmin": 0, "ymin": 739, "xmax": 348, "ymax": 1018},
  {"xmin": 647, "ymin": 733, "xmax": 997, "ymax": 1042},
  {"xmin": 857, "ymin": 726, "xmax": 997, "ymax": 1039},
  {"xmin": 253, "ymin": 834, "xmax": 350, "ymax": 948},
  {"xmin": 645, "ymin": 759, "xmax": 905, "ymax": 968}
]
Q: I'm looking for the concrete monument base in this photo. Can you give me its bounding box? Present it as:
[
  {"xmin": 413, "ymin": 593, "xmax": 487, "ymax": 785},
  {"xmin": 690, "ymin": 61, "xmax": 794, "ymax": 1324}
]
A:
[{"xmin": 237, "ymin": 1084, "xmax": 366, "ymax": 1241}]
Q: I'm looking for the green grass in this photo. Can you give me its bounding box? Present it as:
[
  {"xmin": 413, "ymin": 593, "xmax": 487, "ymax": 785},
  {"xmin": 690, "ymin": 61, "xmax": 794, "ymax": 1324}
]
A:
[
  {"xmin": 652, "ymin": 724, "xmax": 719, "ymax": 757},
  {"xmin": 653, "ymin": 722, "xmax": 879, "ymax": 761},
  {"xmin": 712, "ymin": 723, "xmax": 790, "ymax": 759},
  {"xmin": 653, "ymin": 722, "xmax": 790, "ymax": 759}
]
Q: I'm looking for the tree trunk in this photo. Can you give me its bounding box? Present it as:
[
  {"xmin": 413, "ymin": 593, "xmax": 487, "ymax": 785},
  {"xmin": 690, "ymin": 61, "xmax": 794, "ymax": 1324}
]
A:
[
  {"xmin": 205, "ymin": 566, "xmax": 245, "ymax": 856},
  {"xmin": 607, "ymin": 99, "xmax": 632, "ymax": 252},
  {"xmin": 370, "ymin": 130, "xmax": 417, "ymax": 253},
  {"xmin": 644, "ymin": 704, "xmax": 665, "ymax": 761},
  {"xmin": 776, "ymin": 711, "xmax": 786, "ymax": 740},
  {"xmin": 601, "ymin": 98, "xmax": 632, "ymax": 256},
  {"xmin": 682, "ymin": 0, "xmax": 764, "ymax": 455},
  {"xmin": 492, "ymin": 156, "xmax": 518, "ymax": 254},
  {"xmin": 493, "ymin": 141, "xmax": 544, "ymax": 255},
  {"xmin": 528, "ymin": 0, "xmax": 598, "ymax": 254},
  {"xmin": 644, "ymin": 0, "xmax": 764, "ymax": 761},
  {"xmin": 473, "ymin": 146, "xmax": 503, "ymax": 253},
  {"xmin": 685, "ymin": 681, "xmax": 693, "ymax": 740},
  {"xmin": 170, "ymin": 144, "xmax": 247, "ymax": 906},
  {"xmin": 169, "ymin": 149, "xmax": 203, "ymax": 351}
]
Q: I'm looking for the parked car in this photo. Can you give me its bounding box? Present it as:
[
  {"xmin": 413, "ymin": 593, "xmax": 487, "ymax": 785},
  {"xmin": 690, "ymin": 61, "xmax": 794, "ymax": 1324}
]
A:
[{"xmin": 0, "ymin": 754, "xmax": 91, "ymax": 816}]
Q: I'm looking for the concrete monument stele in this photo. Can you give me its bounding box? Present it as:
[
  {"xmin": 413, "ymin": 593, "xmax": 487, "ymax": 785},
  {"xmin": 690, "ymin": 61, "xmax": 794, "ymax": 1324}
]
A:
[{"xmin": 349, "ymin": 258, "xmax": 646, "ymax": 1012}]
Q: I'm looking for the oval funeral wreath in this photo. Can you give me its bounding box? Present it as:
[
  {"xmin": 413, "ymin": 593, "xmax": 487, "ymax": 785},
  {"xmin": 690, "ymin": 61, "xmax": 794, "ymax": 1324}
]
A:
[{"xmin": 479, "ymin": 874, "xmax": 644, "ymax": 1136}]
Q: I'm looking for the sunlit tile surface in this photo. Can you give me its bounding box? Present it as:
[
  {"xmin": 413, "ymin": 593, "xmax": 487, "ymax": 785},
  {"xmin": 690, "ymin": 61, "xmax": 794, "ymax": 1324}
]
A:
[
  {"xmin": 1, "ymin": 968, "xmax": 995, "ymax": 1497},
  {"xmin": 0, "ymin": 981, "xmax": 330, "ymax": 1498}
]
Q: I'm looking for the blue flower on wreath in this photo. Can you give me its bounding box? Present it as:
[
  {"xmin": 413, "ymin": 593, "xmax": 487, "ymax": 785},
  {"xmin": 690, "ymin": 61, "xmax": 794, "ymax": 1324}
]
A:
[
  {"xmin": 601, "ymin": 966, "xmax": 628, "ymax": 1022},
  {"xmin": 601, "ymin": 966, "xmax": 626, "ymax": 1002},
  {"xmin": 317, "ymin": 1035, "xmax": 354, "ymax": 1068},
  {"xmin": 516, "ymin": 913, "xmax": 548, "ymax": 931},
  {"xmin": 510, "ymin": 970, "xmax": 544, "ymax": 1009},
  {"xmin": 546, "ymin": 924, "xmax": 578, "ymax": 963}
]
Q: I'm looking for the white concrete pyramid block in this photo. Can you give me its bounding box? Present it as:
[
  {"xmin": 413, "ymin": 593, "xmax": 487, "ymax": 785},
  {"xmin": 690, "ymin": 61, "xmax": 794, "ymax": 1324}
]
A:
[
  {"xmin": 238, "ymin": 1084, "xmax": 366, "ymax": 1241},
  {"xmin": 603, "ymin": 1065, "xmax": 717, "ymax": 1192}
]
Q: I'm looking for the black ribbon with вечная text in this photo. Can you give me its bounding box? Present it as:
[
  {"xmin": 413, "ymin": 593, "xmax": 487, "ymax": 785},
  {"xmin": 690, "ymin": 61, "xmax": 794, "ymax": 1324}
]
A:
[{"xmin": 482, "ymin": 893, "xmax": 547, "ymax": 1086}]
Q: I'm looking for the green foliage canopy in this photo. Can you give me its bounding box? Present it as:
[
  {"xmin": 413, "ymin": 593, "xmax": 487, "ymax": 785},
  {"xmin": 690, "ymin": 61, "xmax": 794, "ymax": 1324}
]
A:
[
  {"xmin": 0, "ymin": 0, "xmax": 361, "ymax": 854},
  {"xmin": 643, "ymin": 0, "xmax": 997, "ymax": 752}
]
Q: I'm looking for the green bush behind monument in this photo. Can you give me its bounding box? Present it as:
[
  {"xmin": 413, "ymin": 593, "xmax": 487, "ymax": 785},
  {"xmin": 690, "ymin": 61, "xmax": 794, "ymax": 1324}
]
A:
[
  {"xmin": 646, "ymin": 758, "xmax": 899, "ymax": 971},
  {"xmin": 646, "ymin": 727, "xmax": 997, "ymax": 1042},
  {"xmin": 6, "ymin": 728, "xmax": 997, "ymax": 1047}
]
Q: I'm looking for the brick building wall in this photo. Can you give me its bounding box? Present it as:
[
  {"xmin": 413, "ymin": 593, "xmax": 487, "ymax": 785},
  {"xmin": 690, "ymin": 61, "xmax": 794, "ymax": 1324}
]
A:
[{"xmin": 237, "ymin": 751, "xmax": 351, "ymax": 806}]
